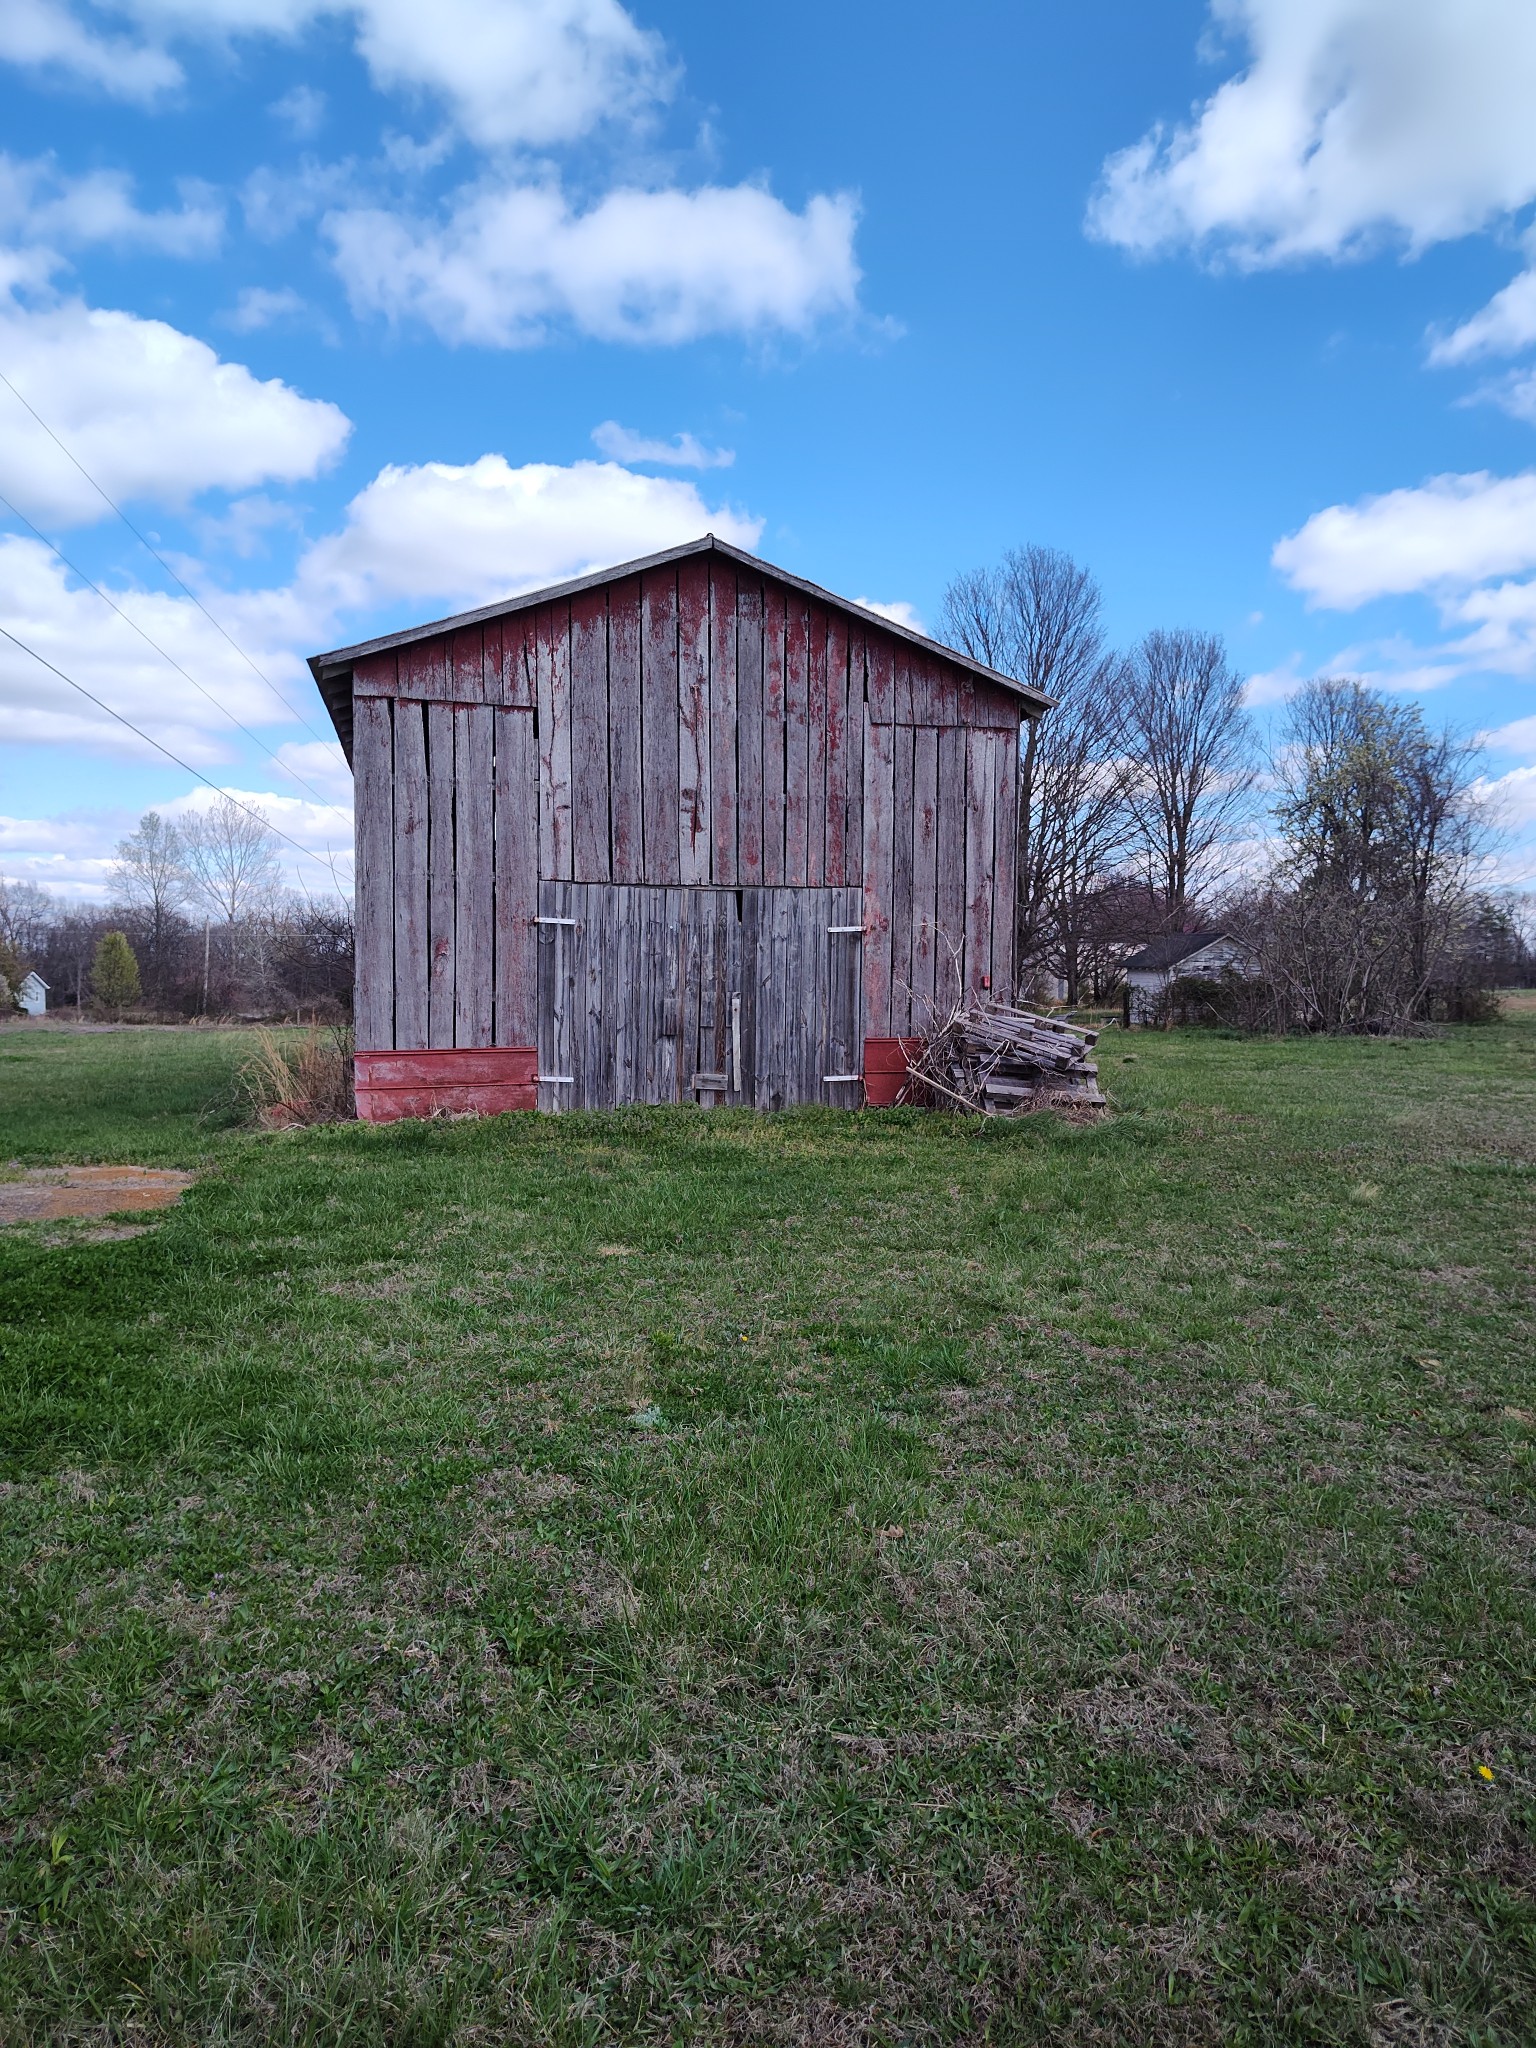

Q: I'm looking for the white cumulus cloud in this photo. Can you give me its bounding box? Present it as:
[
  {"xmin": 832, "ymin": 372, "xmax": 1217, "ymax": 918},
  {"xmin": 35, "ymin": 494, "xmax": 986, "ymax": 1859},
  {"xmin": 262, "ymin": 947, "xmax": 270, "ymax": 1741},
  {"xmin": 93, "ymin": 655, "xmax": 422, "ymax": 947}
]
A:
[
  {"xmin": 1272, "ymin": 470, "xmax": 1536, "ymax": 686},
  {"xmin": 4, "ymin": 0, "xmax": 666, "ymax": 149},
  {"xmin": 0, "ymin": 151, "xmax": 223, "ymax": 257},
  {"xmin": 591, "ymin": 421, "xmax": 734, "ymax": 469},
  {"xmin": 297, "ymin": 453, "xmax": 762, "ymax": 617},
  {"xmin": 1429, "ymin": 250, "xmax": 1536, "ymax": 367},
  {"xmin": 325, "ymin": 178, "xmax": 860, "ymax": 347},
  {"xmin": 1273, "ymin": 472, "xmax": 1536, "ymax": 609},
  {"xmin": 0, "ymin": 534, "xmax": 319, "ymax": 760},
  {"xmin": 854, "ymin": 596, "xmax": 924, "ymax": 634},
  {"xmin": 1089, "ymin": 0, "xmax": 1536, "ymax": 267},
  {"xmin": 0, "ymin": 0, "xmax": 179, "ymax": 103},
  {"xmin": 0, "ymin": 453, "xmax": 765, "ymax": 766},
  {"xmin": 0, "ymin": 295, "xmax": 351, "ymax": 526}
]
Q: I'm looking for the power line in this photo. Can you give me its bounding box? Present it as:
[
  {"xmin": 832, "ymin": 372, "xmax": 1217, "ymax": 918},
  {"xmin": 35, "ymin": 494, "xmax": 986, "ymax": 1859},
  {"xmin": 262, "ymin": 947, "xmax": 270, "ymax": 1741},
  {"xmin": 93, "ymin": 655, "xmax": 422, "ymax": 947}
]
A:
[
  {"xmin": 0, "ymin": 488, "xmax": 339, "ymax": 811},
  {"xmin": 0, "ymin": 364, "xmax": 334, "ymax": 746},
  {"xmin": 0, "ymin": 619, "xmax": 350, "ymax": 894}
]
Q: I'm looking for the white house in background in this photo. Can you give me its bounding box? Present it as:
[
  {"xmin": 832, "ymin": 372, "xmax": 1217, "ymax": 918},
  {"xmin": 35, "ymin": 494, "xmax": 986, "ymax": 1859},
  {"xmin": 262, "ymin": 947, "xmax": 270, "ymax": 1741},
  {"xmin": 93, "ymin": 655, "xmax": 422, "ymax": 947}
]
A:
[
  {"xmin": 1121, "ymin": 929, "xmax": 1256, "ymax": 1024},
  {"xmin": 17, "ymin": 971, "xmax": 47, "ymax": 1017}
]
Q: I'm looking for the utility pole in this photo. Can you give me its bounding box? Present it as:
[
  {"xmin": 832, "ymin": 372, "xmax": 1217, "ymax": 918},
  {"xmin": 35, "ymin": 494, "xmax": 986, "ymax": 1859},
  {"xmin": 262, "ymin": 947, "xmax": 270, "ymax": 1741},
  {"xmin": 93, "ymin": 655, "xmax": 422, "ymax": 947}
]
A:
[{"xmin": 202, "ymin": 918, "xmax": 210, "ymax": 1015}]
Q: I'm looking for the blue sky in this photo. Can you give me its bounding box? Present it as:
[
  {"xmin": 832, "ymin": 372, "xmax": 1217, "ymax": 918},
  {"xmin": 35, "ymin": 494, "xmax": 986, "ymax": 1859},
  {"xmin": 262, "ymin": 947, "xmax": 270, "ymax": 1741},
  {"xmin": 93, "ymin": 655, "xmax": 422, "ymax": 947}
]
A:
[{"xmin": 3, "ymin": 0, "xmax": 1536, "ymax": 900}]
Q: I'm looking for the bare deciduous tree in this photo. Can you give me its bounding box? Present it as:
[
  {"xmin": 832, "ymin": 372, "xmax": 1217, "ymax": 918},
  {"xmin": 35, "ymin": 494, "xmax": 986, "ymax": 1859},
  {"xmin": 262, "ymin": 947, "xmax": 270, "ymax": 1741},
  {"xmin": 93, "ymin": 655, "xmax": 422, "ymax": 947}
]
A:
[
  {"xmin": 942, "ymin": 547, "xmax": 1130, "ymax": 1001},
  {"xmin": 111, "ymin": 812, "xmax": 189, "ymax": 991},
  {"xmin": 1122, "ymin": 630, "xmax": 1255, "ymax": 919},
  {"xmin": 0, "ymin": 875, "xmax": 56, "ymax": 960},
  {"xmin": 179, "ymin": 796, "xmax": 282, "ymax": 926}
]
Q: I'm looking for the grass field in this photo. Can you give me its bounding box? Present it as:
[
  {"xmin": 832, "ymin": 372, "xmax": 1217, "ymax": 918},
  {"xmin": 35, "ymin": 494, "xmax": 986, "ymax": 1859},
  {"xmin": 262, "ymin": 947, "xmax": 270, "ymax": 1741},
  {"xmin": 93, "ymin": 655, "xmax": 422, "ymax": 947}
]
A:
[{"xmin": 1, "ymin": 1018, "xmax": 1534, "ymax": 2044}]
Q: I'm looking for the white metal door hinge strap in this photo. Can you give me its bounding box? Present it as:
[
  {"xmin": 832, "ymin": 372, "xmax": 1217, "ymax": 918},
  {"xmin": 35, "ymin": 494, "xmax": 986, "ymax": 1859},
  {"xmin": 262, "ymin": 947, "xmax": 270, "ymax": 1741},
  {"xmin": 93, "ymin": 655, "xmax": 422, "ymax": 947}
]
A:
[
  {"xmin": 535, "ymin": 916, "xmax": 579, "ymax": 926},
  {"xmin": 827, "ymin": 925, "xmax": 865, "ymax": 934},
  {"xmin": 822, "ymin": 1073, "xmax": 862, "ymax": 1083},
  {"xmin": 537, "ymin": 1074, "xmax": 574, "ymax": 1084}
]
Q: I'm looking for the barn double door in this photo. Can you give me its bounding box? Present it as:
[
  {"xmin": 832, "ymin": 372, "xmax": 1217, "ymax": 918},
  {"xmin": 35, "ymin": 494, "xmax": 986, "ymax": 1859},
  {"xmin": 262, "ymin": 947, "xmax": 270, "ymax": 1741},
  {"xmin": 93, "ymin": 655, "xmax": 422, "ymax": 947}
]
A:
[{"xmin": 536, "ymin": 883, "xmax": 864, "ymax": 1110}]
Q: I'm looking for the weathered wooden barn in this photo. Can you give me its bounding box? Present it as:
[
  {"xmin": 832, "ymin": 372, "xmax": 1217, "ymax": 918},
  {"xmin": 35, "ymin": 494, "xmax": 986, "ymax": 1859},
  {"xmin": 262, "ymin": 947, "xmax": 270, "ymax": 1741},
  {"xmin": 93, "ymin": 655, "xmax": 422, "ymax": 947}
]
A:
[{"xmin": 310, "ymin": 536, "xmax": 1045, "ymax": 1119}]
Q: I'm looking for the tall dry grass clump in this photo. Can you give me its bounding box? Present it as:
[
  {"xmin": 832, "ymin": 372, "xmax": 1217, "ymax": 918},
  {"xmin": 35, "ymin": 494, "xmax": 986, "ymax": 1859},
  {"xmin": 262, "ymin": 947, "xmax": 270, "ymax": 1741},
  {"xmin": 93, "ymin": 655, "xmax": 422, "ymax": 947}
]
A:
[{"xmin": 240, "ymin": 1025, "xmax": 354, "ymax": 1128}]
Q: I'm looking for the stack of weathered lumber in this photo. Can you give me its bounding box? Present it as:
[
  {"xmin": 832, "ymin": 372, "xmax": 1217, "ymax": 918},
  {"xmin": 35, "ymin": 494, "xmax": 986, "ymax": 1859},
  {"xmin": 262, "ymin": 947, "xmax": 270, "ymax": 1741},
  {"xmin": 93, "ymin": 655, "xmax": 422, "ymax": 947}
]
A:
[{"xmin": 907, "ymin": 1000, "xmax": 1106, "ymax": 1115}]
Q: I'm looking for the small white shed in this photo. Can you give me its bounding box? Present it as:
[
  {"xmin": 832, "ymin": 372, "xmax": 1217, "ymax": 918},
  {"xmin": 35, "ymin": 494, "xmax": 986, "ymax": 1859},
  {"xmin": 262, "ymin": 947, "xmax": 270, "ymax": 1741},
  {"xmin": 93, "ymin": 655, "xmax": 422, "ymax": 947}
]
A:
[
  {"xmin": 17, "ymin": 971, "xmax": 48, "ymax": 1017},
  {"xmin": 1122, "ymin": 930, "xmax": 1255, "ymax": 1024}
]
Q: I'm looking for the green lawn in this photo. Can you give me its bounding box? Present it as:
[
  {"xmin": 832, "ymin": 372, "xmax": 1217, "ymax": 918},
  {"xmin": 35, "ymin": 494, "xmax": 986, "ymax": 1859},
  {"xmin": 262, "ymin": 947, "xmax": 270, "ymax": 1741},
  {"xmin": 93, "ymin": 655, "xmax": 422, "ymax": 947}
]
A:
[{"xmin": 1, "ymin": 1019, "xmax": 1534, "ymax": 2044}]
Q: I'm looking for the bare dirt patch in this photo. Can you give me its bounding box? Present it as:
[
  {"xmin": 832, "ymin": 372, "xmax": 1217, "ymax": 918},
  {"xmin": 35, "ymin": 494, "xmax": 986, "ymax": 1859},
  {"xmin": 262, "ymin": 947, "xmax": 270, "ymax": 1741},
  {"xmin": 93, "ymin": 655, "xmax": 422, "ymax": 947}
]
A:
[{"xmin": 0, "ymin": 1164, "xmax": 193, "ymax": 1226}]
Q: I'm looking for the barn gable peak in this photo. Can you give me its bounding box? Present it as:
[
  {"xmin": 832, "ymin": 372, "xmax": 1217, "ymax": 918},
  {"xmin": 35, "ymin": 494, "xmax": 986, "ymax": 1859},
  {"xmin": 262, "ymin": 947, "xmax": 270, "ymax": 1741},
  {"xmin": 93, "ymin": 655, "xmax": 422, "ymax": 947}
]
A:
[{"xmin": 308, "ymin": 534, "xmax": 1048, "ymax": 751}]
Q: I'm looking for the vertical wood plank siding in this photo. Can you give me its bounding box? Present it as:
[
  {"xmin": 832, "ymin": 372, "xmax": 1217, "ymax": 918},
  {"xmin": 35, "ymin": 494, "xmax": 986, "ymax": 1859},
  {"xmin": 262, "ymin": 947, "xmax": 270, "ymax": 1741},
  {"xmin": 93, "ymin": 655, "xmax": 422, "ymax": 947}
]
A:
[
  {"xmin": 735, "ymin": 580, "xmax": 764, "ymax": 884},
  {"xmin": 640, "ymin": 572, "xmax": 680, "ymax": 882},
  {"xmin": 783, "ymin": 593, "xmax": 809, "ymax": 886},
  {"xmin": 861, "ymin": 712, "xmax": 895, "ymax": 1038},
  {"xmin": 708, "ymin": 558, "xmax": 738, "ymax": 884},
  {"xmin": 536, "ymin": 603, "xmax": 573, "ymax": 882},
  {"xmin": 761, "ymin": 583, "xmax": 786, "ymax": 886},
  {"xmin": 348, "ymin": 560, "xmax": 1030, "ymax": 1085},
  {"xmin": 607, "ymin": 577, "xmax": 643, "ymax": 883},
  {"xmin": 569, "ymin": 587, "xmax": 610, "ymax": 882},
  {"xmin": 677, "ymin": 558, "xmax": 712, "ymax": 885},
  {"xmin": 426, "ymin": 703, "xmax": 456, "ymax": 1047},
  {"xmin": 493, "ymin": 707, "xmax": 538, "ymax": 1044},
  {"xmin": 352, "ymin": 696, "xmax": 394, "ymax": 1049},
  {"xmin": 453, "ymin": 704, "xmax": 494, "ymax": 1047},
  {"xmin": 391, "ymin": 701, "xmax": 429, "ymax": 1049}
]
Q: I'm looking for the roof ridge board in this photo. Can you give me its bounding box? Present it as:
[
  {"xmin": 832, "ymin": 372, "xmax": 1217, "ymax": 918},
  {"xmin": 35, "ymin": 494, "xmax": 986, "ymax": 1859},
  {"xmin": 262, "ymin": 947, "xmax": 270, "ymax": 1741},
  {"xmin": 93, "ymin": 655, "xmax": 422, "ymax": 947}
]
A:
[{"xmin": 307, "ymin": 534, "xmax": 1051, "ymax": 708}]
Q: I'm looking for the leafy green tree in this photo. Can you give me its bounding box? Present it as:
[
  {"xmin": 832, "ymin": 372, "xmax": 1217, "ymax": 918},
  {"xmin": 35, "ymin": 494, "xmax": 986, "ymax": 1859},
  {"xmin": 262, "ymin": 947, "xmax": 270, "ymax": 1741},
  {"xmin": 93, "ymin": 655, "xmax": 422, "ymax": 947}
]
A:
[
  {"xmin": 90, "ymin": 930, "xmax": 142, "ymax": 1018},
  {"xmin": 0, "ymin": 937, "xmax": 25, "ymax": 1012}
]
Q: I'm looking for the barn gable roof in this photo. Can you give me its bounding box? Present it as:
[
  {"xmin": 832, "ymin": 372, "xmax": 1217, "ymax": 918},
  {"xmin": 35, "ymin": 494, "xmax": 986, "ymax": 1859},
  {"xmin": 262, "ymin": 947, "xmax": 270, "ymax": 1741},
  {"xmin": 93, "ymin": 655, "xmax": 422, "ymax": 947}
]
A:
[{"xmin": 307, "ymin": 533, "xmax": 1049, "ymax": 754}]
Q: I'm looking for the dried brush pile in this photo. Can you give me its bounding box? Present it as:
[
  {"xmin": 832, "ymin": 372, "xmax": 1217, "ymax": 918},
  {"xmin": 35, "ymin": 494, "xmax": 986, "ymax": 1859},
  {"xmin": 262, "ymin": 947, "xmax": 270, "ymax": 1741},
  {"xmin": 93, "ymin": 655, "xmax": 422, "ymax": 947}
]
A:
[
  {"xmin": 906, "ymin": 999, "xmax": 1106, "ymax": 1117},
  {"xmin": 240, "ymin": 1024, "xmax": 355, "ymax": 1129}
]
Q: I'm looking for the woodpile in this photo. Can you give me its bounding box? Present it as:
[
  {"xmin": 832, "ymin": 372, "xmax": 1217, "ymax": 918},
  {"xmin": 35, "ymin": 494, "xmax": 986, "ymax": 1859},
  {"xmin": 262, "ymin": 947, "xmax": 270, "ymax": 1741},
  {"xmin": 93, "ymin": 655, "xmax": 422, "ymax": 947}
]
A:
[{"xmin": 905, "ymin": 999, "xmax": 1107, "ymax": 1116}]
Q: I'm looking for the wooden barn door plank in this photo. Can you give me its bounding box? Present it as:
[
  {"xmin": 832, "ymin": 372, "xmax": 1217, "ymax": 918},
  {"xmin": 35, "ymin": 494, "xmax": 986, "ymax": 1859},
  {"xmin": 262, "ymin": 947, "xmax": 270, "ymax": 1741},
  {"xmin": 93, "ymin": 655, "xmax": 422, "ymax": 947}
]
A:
[
  {"xmin": 861, "ymin": 713, "xmax": 895, "ymax": 1040},
  {"xmin": 353, "ymin": 696, "xmax": 394, "ymax": 1049},
  {"xmin": 578, "ymin": 882, "xmax": 606, "ymax": 1110},
  {"xmin": 454, "ymin": 704, "xmax": 494, "ymax": 1047},
  {"xmin": 826, "ymin": 886, "xmax": 864, "ymax": 1094},
  {"xmin": 426, "ymin": 702, "xmax": 456, "ymax": 1048},
  {"xmin": 798, "ymin": 886, "xmax": 824, "ymax": 1104},
  {"xmin": 569, "ymin": 587, "xmax": 611, "ymax": 883},
  {"xmin": 641, "ymin": 572, "xmax": 681, "ymax": 883},
  {"xmin": 708, "ymin": 559, "xmax": 738, "ymax": 886},
  {"xmin": 536, "ymin": 602, "xmax": 573, "ymax": 882},
  {"xmin": 658, "ymin": 887, "xmax": 683, "ymax": 1104},
  {"xmin": 679, "ymin": 887, "xmax": 703, "ymax": 1097},
  {"xmin": 391, "ymin": 700, "xmax": 429, "ymax": 1051},
  {"xmin": 492, "ymin": 707, "xmax": 537, "ymax": 1046},
  {"xmin": 737, "ymin": 885, "xmax": 760, "ymax": 1102},
  {"xmin": 536, "ymin": 879, "xmax": 580, "ymax": 1111},
  {"xmin": 911, "ymin": 726, "xmax": 940, "ymax": 1032},
  {"xmin": 678, "ymin": 558, "xmax": 712, "ymax": 886},
  {"xmin": 761, "ymin": 583, "xmax": 786, "ymax": 886},
  {"xmin": 736, "ymin": 580, "xmax": 764, "ymax": 885},
  {"xmin": 964, "ymin": 728, "xmax": 997, "ymax": 999}
]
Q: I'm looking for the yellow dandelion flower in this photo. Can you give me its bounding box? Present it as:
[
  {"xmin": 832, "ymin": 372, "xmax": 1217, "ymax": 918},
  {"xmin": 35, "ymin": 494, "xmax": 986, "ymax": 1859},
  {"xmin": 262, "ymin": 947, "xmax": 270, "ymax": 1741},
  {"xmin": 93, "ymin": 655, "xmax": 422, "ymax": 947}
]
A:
[{"xmin": 1478, "ymin": 1764, "xmax": 1495, "ymax": 1782}]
